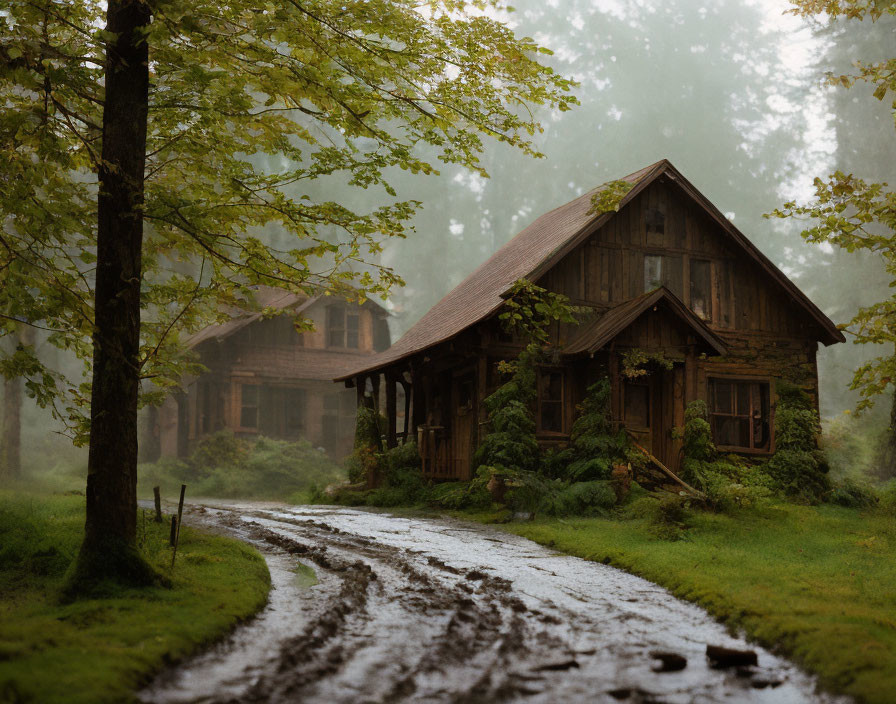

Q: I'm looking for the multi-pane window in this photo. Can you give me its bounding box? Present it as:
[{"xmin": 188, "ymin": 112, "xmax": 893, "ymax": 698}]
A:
[
  {"xmin": 537, "ymin": 370, "xmax": 565, "ymax": 433},
  {"xmin": 346, "ymin": 311, "xmax": 359, "ymax": 348},
  {"xmin": 643, "ymin": 254, "xmax": 683, "ymax": 298},
  {"xmin": 327, "ymin": 306, "xmax": 360, "ymax": 349},
  {"xmin": 708, "ymin": 378, "xmax": 771, "ymax": 451},
  {"xmin": 690, "ymin": 259, "xmax": 712, "ymax": 320},
  {"xmin": 646, "ymin": 207, "xmax": 665, "ymax": 236},
  {"xmin": 240, "ymin": 384, "xmax": 260, "ymax": 429}
]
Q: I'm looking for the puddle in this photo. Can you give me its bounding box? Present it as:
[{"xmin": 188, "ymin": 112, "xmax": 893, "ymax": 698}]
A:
[{"xmin": 293, "ymin": 561, "xmax": 319, "ymax": 589}]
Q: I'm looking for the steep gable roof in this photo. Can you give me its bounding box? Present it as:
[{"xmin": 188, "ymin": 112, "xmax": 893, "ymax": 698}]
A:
[
  {"xmin": 337, "ymin": 159, "xmax": 842, "ymax": 381},
  {"xmin": 186, "ymin": 285, "xmax": 385, "ymax": 349},
  {"xmin": 563, "ymin": 287, "xmax": 727, "ymax": 357}
]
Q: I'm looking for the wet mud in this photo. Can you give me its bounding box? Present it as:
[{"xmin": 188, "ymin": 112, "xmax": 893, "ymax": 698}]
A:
[{"xmin": 140, "ymin": 504, "xmax": 850, "ymax": 704}]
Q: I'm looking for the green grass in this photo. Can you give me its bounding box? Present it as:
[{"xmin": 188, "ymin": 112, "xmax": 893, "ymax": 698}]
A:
[
  {"xmin": 0, "ymin": 489, "xmax": 270, "ymax": 704},
  {"xmin": 465, "ymin": 503, "xmax": 896, "ymax": 704}
]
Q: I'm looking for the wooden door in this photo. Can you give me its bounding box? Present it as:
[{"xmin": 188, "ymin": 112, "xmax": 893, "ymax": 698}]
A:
[
  {"xmin": 451, "ymin": 372, "xmax": 475, "ymax": 480},
  {"xmin": 623, "ymin": 366, "xmax": 685, "ymax": 473},
  {"xmin": 622, "ymin": 377, "xmax": 654, "ymax": 453}
]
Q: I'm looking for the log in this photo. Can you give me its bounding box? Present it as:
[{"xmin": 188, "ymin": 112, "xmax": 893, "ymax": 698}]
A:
[{"xmin": 625, "ymin": 430, "xmax": 705, "ymax": 500}]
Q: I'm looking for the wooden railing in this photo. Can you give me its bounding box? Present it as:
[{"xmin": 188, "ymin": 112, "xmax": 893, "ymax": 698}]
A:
[{"xmin": 417, "ymin": 425, "xmax": 467, "ymax": 480}]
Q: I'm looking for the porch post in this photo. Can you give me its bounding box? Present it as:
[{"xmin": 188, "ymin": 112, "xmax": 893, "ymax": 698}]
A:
[{"xmin": 385, "ymin": 372, "xmax": 397, "ymax": 449}]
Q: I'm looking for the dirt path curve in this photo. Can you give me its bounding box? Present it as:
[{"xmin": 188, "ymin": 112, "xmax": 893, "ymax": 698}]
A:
[{"xmin": 140, "ymin": 503, "xmax": 848, "ymax": 704}]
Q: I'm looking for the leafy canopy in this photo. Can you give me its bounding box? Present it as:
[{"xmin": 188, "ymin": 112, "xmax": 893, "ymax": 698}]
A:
[
  {"xmin": 0, "ymin": 0, "xmax": 577, "ymax": 438},
  {"xmin": 769, "ymin": 0, "xmax": 895, "ymax": 412}
]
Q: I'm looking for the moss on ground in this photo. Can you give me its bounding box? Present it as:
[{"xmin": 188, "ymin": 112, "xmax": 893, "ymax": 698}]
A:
[
  {"xmin": 0, "ymin": 489, "xmax": 270, "ymax": 704},
  {"xmin": 469, "ymin": 503, "xmax": 896, "ymax": 704}
]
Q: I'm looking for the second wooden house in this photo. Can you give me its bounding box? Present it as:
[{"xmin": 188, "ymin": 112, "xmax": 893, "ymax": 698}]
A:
[
  {"xmin": 148, "ymin": 286, "xmax": 390, "ymax": 460},
  {"xmin": 335, "ymin": 160, "xmax": 843, "ymax": 480}
]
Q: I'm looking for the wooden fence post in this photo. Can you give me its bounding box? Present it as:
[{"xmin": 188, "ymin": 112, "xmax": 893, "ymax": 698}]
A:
[
  {"xmin": 171, "ymin": 484, "xmax": 187, "ymax": 568},
  {"xmin": 153, "ymin": 486, "xmax": 163, "ymax": 523}
]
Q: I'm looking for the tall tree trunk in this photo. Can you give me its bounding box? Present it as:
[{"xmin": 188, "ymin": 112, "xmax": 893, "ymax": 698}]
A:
[
  {"xmin": 70, "ymin": 0, "xmax": 157, "ymax": 588},
  {"xmin": 878, "ymin": 388, "xmax": 896, "ymax": 480},
  {"xmin": 1, "ymin": 324, "xmax": 36, "ymax": 480}
]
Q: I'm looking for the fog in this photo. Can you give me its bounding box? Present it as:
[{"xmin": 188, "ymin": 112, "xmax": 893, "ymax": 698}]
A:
[
  {"xmin": 368, "ymin": 0, "xmax": 895, "ymax": 417},
  {"xmin": 5, "ymin": 0, "xmax": 896, "ymax": 470}
]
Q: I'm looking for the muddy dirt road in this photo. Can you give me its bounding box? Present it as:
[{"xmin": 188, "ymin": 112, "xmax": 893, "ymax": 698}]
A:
[{"xmin": 140, "ymin": 504, "xmax": 847, "ymax": 704}]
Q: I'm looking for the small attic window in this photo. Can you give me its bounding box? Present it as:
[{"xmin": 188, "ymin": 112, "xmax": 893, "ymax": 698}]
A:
[{"xmin": 646, "ymin": 207, "xmax": 665, "ymax": 235}]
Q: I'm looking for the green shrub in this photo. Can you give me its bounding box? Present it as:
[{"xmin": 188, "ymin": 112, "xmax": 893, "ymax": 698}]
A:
[
  {"xmin": 540, "ymin": 480, "xmax": 616, "ymax": 517},
  {"xmin": 554, "ymin": 379, "xmax": 628, "ymax": 481},
  {"xmin": 625, "ymin": 494, "xmax": 691, "ymax": 540},
  {"xmin": 138, "ymin": 433, "xmax": 345, "ymax": 501},
  {"xmin": 767, "ymin": 384, "xmax": 830, "ymax": 503},
  {"xmin": 880, "ymin": 482, "xmax": 896, "ymax": 515},
  {"xmin": 428, "ymin": 481, "xmax": 492, "ymax": 510},
  {"xmin": 362, "ymin": 441, "xmax": 429, "ymax": 507},
  {"xmin": 678, "ymin": 401, "xmax": 773, "ymax": 512},
  {"xmin": 475, "ymin": 345, "xmax": 541, "ymax": 482},
  {"xmin": 828, "ymin": 478, "xmax": 879, "ymax": 508},
  {"xmin": 346, "ymin": 406, "xmax": 386, "ymax": 484}
]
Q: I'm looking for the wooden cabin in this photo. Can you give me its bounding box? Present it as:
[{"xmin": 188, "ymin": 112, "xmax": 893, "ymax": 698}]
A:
[
  {"xmin": 335, "ymin": 160, "xmax": 843, "ymax": 480},
  {"xmin": 148, "ymin": 287, "xmax": 390, "ymax": 461}
]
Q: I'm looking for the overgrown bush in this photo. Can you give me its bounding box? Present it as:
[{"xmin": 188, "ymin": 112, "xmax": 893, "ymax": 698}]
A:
[
  {"xmin": 346, "ymin": 405, "xmax": 386, "ymax": 484},
  {"xmin": 428, "ymin": 481, "xmax": 492, "ymax": 510},
  {"xmin": 138, "ymin": 432, "xmax": 344, "ymax": 501},
  {"xmin": 828, "ymin": 478, "xmax": 879, "ymax": 508},
  {"xmin": 678, "ymin": 401, "xmax": 772, "ymax": 512},
  {"xmin": 540, "ymin": 480, "xmax": 617, "ymax": 517},
  {"xmin": 552, "ymin": 379, "xmax": 628, "ymax": 481},
  {"xmin": 766, "ymin": 382, "xmax": 830, "ymax": 503},
  {"xmin": 624, "ymin": 494, "xmax": 690, "ymax": 540},
  {"xmin": 364, "ymin": 441, "xmax": 428, "ymax": 506},
  {"xmin": 474, "ymin": 344, "xmax": 541, "ymax": 481},
  {"xmin": 879, "ymin": 481, "xmax": 896, "ymax": 516}
]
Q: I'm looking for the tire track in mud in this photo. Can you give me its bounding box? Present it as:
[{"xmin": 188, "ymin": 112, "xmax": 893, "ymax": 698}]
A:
[
  {"xmin": 238, "ymin": 514, "xmax": 573, "ymax": 703},
  {"xmin": 140, "ymin": 504, "xmax": 851, "ymax": 704}
]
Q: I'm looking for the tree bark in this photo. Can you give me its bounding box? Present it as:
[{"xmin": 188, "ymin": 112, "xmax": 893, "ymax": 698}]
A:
[
  {"xmin": 878, "ymin": 389, "xmax": 896, "ymax": 480},
  {"xmin": 71, "ymin": 0, "xmax": 157, "ymax": 589}
]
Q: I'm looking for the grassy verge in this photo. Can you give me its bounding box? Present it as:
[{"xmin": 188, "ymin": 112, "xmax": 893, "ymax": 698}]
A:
[
  {"xmin": 0, "ymin": 489, "xmax": 270, "ymax": 704},
  {"xmin": 457, "ymin": 503, "xmax": 895, "ymax": 704}
]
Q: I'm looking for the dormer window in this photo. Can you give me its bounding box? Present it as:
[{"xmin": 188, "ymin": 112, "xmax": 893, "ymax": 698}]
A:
[
  {"xmin": 646, "ymin": 207, "xmax": 665, "ymax": 235},
  {"xmin": 690, "ymin": 259, "xmax": 712, "ymax": 321},
  {"xmin": 644, "ymin": 254, "xmax": 682, "ymax": 297},
  {"xmin": 327, "ymin": 306, "xmax": 360, "ymax": 349}
]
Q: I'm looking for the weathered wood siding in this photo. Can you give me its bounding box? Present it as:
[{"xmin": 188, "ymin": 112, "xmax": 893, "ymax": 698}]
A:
[{"xmin": 538, "ymin": 178, "xmax": 823, "ymax": 341}]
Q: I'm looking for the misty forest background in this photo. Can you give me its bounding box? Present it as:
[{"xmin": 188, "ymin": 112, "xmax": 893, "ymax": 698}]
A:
[{"xmin": 10, "ymin": 0, "xmax": 896, "ymax": 475}]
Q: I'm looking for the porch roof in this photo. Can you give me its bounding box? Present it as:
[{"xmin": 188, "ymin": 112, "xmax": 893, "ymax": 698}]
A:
[{"xmin": 562, "ymin": 287, "xmax": 727, "ymax": 357}]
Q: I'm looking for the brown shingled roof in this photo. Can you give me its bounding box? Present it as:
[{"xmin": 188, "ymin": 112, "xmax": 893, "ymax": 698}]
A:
[
  {"xmin": 185, "ymin": 287, "xmax": 313, "ymax": 349},
  {"xmin": 563, "ymin": 287, "xmax": 727, "ymax": 357},
  {"xmin": 186, "ymin": 285, "xmax": 386, "ymax": 349},
  {"xmin": 336, "ymin": 159, "xmax": 843, "ymax": 381}
]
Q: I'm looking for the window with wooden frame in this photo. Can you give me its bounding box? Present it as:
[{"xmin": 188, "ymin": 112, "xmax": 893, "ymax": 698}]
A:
[
  {"xmin": 643, "ymin": 254, "xmax": 683, "ymax": 298},
  {"xmin": 327, "ymin": 306, "xmax": 360, "ymax": 349},
  {"xmin": 689, "ymin": 258, "xmax": 712, "ymax": 321},
  {"xmin": 645, "ymin": 207, "xmax": 665, "ymax": 235},
  {"xmin": 537, "ymin": 369, "xmax": 565, "ymax": 434},
  {"xmin": 708, "ymin": 378, "xmax": 771, "ymax": 452},
  {"xmin": 346, "ymin": 310, "xmax": 359, "ymax": 348},
  {"xmin": 240, "ymin": 384, "xmax": 260, "ymax": 429}
]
